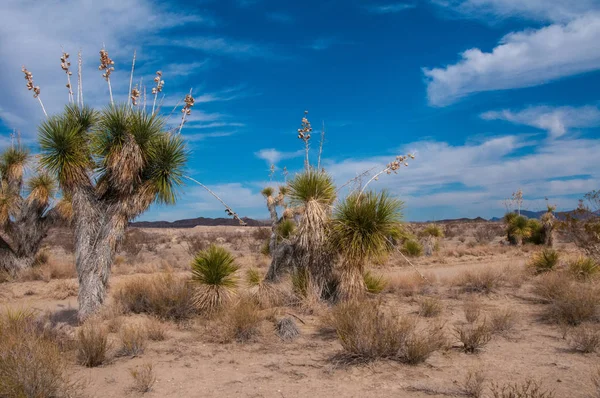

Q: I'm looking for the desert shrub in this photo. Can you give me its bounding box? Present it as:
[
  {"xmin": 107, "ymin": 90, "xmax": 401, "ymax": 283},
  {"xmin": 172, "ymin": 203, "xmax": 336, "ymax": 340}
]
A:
[
  {"xmin": 528, "ymin": 249, "xmax": 560, "ymax": 274},
  {"xmin": 119, "ymin": 324, "xmax": 148, "ymax": 356},
  {"xmin": 402, "ymin": 239, "xmax": 423, "ymax": 257},
  {"xmin": 560, "ymin": 191, "xmax": 600, "ymax": 262},
  {"xmin": 569, "ymin": 256, "xmax": 599, "ymax": 280},
  {"xmin": 568, "ymin": 324, "xmax": 600, "ymax": 353},
  {"xmin": 444, "ymin": 224, "xmax": 458, "ymax": 238},
  {"xmin": 543, "ymin": 283, "xmax": 598, "ymax": 325},
  {"xmin": 386, "ymin": 273, "xmax": 434, "ymax": 297},
  {"xmin": 455, "ymin": 322, "xmax": 492, "ymax": 353},
  {"xmin": 329, "ymin": 300, "xmax": 444, "ymax": 364},
  {"xmin": 418, "ymin": 296, "xmax": 442, "ymax": 317},
  {"xmin": 276, "ymin": 317, "xmax": 300, "ymax": 342},
  {"xmin": 422, "ymin": 224, "xmax": 444, "ymax": 238},
  {"xmin": 474, "ymin": 225, "xmax": 497, "ymax": 244},
  {"xmin": 121, "ymin": 228, "xmax": 151, "ymax": 259},
  {"xmin": 191, "ymin": 245, "xmax": 239, "ymax": 313},
  {"xmin": 114, "ymin": 273, "xmax": 197, "ymax": 321},
  {"xmin": 183, "ymin": 235, "xmax": 208, "ymax": 257},
  {"xmin": 145, "ymin": 318, "xmax": 167, "ymax": 341},
  {"xmin": 592, "ymin": 368, "xmax": 600, "ymax": 398},
  {"xmin": 260, "ymin": 240, "xmax": 270, "ymax": 256},
  {"xmin": 129, "ymin": 362, "xmax": 156, "ymax": 393},
  {"xmin": 456, "ymin": 268, "xmax": 504, "ymax": 294},
  {"xmin": 531, "ymin": 272, "xmax": 571, "ymax": 302},
  {"xmin": 489, "ymin": 379, "xmax": 555, "ymax": 398},
  {"xmin": 526, "ymin": 219, "xmax": 545, "ymax": 245},
  {"xmin": 490, "ymin": 308, "xmax": 518, "ymax": 335},
  {"xmin": 52, "ymin": 279, "xmax": 79, "ymax": 300},
  {"xmin": 0, "ymin": 310, "xmax": 78, "ymax": 398},
  {"xmin": 363, "ymin": 271, "xmax": 387, "ymax": 294},
  {"xmin": 463, "ymin": 298, "xmax": 482, "ymax": 323},
  {"xmin": 252, "ymin": 227, "xmax": 271, "ymax": 241},
  {"xmin": 77, "ymin": 321, "xmax": 109, "ymax": 367}
]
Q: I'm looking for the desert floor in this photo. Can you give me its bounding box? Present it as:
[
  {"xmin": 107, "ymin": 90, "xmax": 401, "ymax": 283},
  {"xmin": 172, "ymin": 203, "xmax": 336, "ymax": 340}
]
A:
[{"xmin": 1, "ymin": 223, "xmax": 598, "ymax": 398}]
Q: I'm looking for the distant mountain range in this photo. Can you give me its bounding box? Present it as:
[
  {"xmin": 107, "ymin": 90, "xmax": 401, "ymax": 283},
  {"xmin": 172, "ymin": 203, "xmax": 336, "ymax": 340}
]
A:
[{"xmin": 131, "ymin": 217, "xmax": 268, "ymax": 228}]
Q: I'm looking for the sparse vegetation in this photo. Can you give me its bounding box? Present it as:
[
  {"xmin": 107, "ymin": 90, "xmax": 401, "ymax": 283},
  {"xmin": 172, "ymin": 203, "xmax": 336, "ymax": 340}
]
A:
[
  {"xmin": 490, "ymin": 308, "xmax": 518, "ymax": 335},
  {"xmin": 568, "ymin": 256, "xmax": 598, "ymax": 280},
  {"xmin": 363, "ymin": 271, "xmax": 387, "ymax": 294},
  {"xmin": 528, "ymin": 249, "xmax": 560, "ymax": 274},
  {"xmin": 455, "ymin": 322, "xmax": 492, "ymax": 353},
  {"xmin": 119, "ymin": 324, "xmax": 148, "ymax": 356},
  {"xmin": 212, "ymin": 300, "xmax": 265, "ymax": 343},
  {"xmin": 402, "ymin": 239, "xmax": 423, "ymax": 257},
  {"xmin": 568, "ymin": 323, "xmax": 600, "ymax": 353},
  {"xmin": 129, "ymin": 362, "xmax": 156, "ymax": 393},
  {"xmin": 77, "ymin": 321, "xmax": 109, "ymax": 367},
  {"xmin": 145, "ymin": 318, "xmax": 168, "ymax": 341},
  {"xmin": 463, "ymin": 298, "xmax": 482, "ymax": 323},
  {"xmin": 418, "ymin": 296, "xmax": 443, "ymax": 317},
  {"xmin": 489, "ymin": 379, "xmax": 555, "ymax": 398},
  {"xmin": 456, "ymin": 268, "xmax": 504, "ymax": 294}
]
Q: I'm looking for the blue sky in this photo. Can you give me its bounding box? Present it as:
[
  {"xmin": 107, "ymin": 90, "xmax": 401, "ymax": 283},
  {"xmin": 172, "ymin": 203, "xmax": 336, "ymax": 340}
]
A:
[{"xmin": 1, "ymin": 0, "xmax": 600, "ymax": 221}]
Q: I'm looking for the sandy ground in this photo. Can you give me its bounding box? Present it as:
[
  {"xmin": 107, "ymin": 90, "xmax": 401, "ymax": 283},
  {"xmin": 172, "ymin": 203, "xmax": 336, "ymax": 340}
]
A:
[{"xmin": 1, "ymin": 225, "xmax": 598, "ymax": 398}]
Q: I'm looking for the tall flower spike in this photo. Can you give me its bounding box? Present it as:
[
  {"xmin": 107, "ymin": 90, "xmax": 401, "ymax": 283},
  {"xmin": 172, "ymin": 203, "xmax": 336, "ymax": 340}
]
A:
[
  {"xmin": 21, "ymin": 66, "xmax": 47, "ymax": 117},
  {"xmin": 297, "ymin": 110, "xmax": 312, "ymax": 170},
  {"xmin": 151, "ymin": 70, "xmax": 164, "ymax": 115},
  {"xmin": 178, "ymin": 91, "xmax": 195, "ymax": 134},
  {"xmin": 99, "ymin": 48, "xmax": 115, "ymax": 105},
  {"xmin": 60, "ymin": 51, "xmax": 74, "ymax": 103}
]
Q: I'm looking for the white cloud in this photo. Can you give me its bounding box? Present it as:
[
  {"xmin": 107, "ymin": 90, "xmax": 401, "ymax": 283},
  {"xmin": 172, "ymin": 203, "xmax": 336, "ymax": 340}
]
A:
[
  {"xmin": 481, "ymin": 105, "xmax": 600, "ymax": 138},
  {"xmin": 184, "ymin": 132, "xmax": 235, "ymax": 142},
  {"xmin": 423, "ymin": 14, "xmax": 600, "ymax": 106},
  {"xmin": 165, "ymin": 37, "xmax": 276, "ymax": 58},
  {"xmin": 433, "ymin": 0, "xmax": 600, "ymax": 23},
  {"xmin": 308, "ymin": 38, "xmax": 337, "ymax": 51},
  {"xmin": 255, "ymin": 148, "xmax": 304, "ymax": 165},
  {"xmin": 367, "ymin": 3, "xmax": 416, "ymax": 14}
]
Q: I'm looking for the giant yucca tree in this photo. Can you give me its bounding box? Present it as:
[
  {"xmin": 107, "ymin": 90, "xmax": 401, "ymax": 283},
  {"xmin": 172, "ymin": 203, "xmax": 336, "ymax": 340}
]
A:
[
  {"xmin": 287, "ymin": 169, "xmax": 336, "ymax": 298},
  {"xmin": 329, "ymin": 190, "xmax": 403, "ymax": 300},
  {"xmin": 38, "ymin": 104, "xmax": 186, "ymax": 320},
  {"xmin": 0, "ymin": 146, "xmax": 68, "ymax": 274}
]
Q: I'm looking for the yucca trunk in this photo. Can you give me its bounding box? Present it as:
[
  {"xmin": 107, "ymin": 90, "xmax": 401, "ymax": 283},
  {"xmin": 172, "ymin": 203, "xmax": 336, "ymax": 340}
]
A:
[
  {"xmin": 544, "ymin": 227, "xmax": 554, "ymax": 248},
  {"xmin": 336, "ymin": 262, "xmax": 365, "ymax": 301},
  {"xmin": 73, "ymin": 189, "xmax": 125, "ymax": 321},
  {"xmin": 265, "ymin": 243, "xmax": 295, "ymax": 281},
  {"xmin": 423, "ymin": 236, "xmax": 435, "ymax": 256}
]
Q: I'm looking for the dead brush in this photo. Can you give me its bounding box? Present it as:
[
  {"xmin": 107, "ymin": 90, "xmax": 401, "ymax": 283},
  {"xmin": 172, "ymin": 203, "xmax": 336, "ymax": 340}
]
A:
[
  {"xmin": 113, "ymin": 273, "xmax": 197, "ymax": 321},
  {"xmin": 592, "ymin": 368, "xmax": 600, "ymax": 398},
  {"xmin": 461, "ymin": 369, "xmax": 486, "ymax": 398},
  {"xmin": 543, "ymin": 282, "xmax": 598, "ymax": 325},
  {"xmin": 129, "ymin": 362, "xmax": 156, "ymax": 393},
  {"xmin": 145, "ymin": 318, "xmax": 168, "ymax": 341},
  {"xmin": 276, "ymin": 317, "xmax": 300, "ymax": 342},
  {"xmin": 119, "ymin": 324, "xmax": 148, "ymax": 356},
  {"xmin": 51, "ymin": 279, "xmax": 78, "ymax": 300},
  {"xmin": 417, "ymin": 296, "xmax": 443, "ymax": 317},
  {"xmin": 489, "ymin": 379, "xmax": 555, "ymax": 398},
  {"xmin": 385, "ymin": 272, "xmax": 434, "ymax": 297},
  {"xmin": 568, "ymin": 323, "xmax": 600, "ymax": 353},
  {"xmin": 531, "ymin": 271, "xmax": 571, "ymax": 303},
  {"xmin": 455, "ymin": 322, "xmax": 493, "ymax": 353},
  {"xmin": 76, "ymin": 321, "xmax": 109, "ymax": 367},
  {"xmin": 490, "ymin": 308, "xmax": 518, "ymax": 335},
  {"xmin": 0, "ymin": 309, "xmax": 80, "ymax": 398},
  {"xmin": 210, "ymin": 299, "xmax": 266, "ymax": 343},
  {"xmin": 463, "ymin": 298, "xmax": 483, "ymax": 323},
  {"xmin": 455, "ymin": 268, "xmax": 504, "ymax": 294},
  {"xmin": 328, "ymin": 300, "xmax": 445, "ymax": 364},
  {"xmin": 247, "ymin": 267, "xmax": 286, "ymax": 308}
]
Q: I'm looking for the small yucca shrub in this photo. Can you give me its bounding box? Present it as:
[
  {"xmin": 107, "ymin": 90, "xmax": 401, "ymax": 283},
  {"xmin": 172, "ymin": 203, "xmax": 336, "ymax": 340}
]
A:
[
  {"xmin": 276, "ymin": 219, "xmax": 296, "ymax": 240},
  {"xmin": 246, "ymin": 268, "xmax": 262, "ymax": 287},
  {"xmin": 528, "ymin": 249, "xmax": 560, "ymax": 274},
  {"xmin": 363, "ymin": 271, "xmax": 387, "ymax": 294},
  {"xmin": 191, "ymin": 245, "xmax": 239, "ymax": 313},
  {"xmin": 422, "ymin": 224, "xmax": 444, "ymax": 238},
  {"xmin": 402, "ymin": 239, "xmax": 423, "ymax": 257},
  {"xmin": 569, "ymin": 256, "xmax": 598, "ymax": 280}
]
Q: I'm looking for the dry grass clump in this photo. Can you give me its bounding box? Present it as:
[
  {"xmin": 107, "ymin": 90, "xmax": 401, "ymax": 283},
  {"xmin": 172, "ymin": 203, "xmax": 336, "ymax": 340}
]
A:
[
  {"xmin": 568, "ymin": 256, "xmax": 599, "ymax": 280},
  {"xmin": 462, "ymin": 369, "xmax": 486, "ymax": 398},
  {"xmin": 113, "ymin": 273, "xmax": 197, "ymax": 321},
  {"xmin": 210, "ymin": 300, "xmax": 266, "ymax": 343},
  {"xmin": 417, "ymin": 296, "xmax": 443, "ymax": 317},
  {"xmin": 363, "ymin": 270, "xmax": 387, "ymax": 294},
  {"xmin": 489, "ymin": 379, "xmax": 555, "ymax": 398},
  {"xmin": 531, "ymin": 272, "xmax": 570, "ymax": 302},
  {"xmin": 568, "ymin": 323, "xmax": 600, "ymax": 353},
  {"xmin": 129, "ymin": 362, "xmax": 156, "ymax": 393},
  {"xmin": 145, "ymin": 318, "xmax": 168, "ymax": 341},
  {"xmin": 52, "ymin": 279, "xmax": 79, "ymax": 300},
  {"xmin": 490, "ymin": 308, "xmax": 518, "ymax": 335},
  {"xmin": 402, "ymin": 239, "xmax": 423, "ymax": 257},
  {"xmin": 463, "ymin": 298, "xmax": 483, "ymax": 323},
  {"xmin": 329, "ymin": 300, "xmax": 445, "ymax": 364},
  {"xmin": 0, "ymin": 309, "xmax": 79, "ymax": 398},
  {"xmin": 246, "ymin": 268, "xmax": 289, "ymax": 309},
  {"xmin": 455, "ymin": 268, "xmax": 504, "ymax": 294},
  {"xmin": 592, "ymin": 368, "xmax": 600, "ymax": 398},
  {"xmin": 541, "ymin": 282, "xmax": 598, "ymax": 325},
  {"xmin": 119, "ymin": 324, "xmax": 148, "ymax": 356},
  {"xmin": 455, "ymin": 322, "xmax": 492, "ymax": 353},
  {"xmin": 528, "ymin": 249, "xmax": 560, "ymax": 275},
  {"xmin": 76, "ymin": 321, "xmax": 109, "ymax": 367},
  {"xmin": 386, "ymin": 272, "xmax": 434, "ymax": 297}
]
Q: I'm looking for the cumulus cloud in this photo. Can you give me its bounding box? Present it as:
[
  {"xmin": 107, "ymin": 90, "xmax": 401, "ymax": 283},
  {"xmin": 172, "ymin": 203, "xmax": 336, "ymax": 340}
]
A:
[
  {"xmin": 481, "ymin": 105, "xmax": 600, "ymax": 138},
  {"xmin": 423, "ymin": 14, "xmax": 600, "ymax": 106}
]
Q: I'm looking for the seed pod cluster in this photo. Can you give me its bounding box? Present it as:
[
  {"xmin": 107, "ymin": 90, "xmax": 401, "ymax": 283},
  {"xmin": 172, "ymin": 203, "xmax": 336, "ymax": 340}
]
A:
[
  {"xmin": 98, "ymin": 49, "xmax": 115, "ymax": 81},
  {"xmin": 297, "ymin": 110, "xmax": 312, "ymax": 143},
  {"xmin": 152, "ymin": 71, "xmax": 164, "ymax": 95},
  {"xmin": 22, "ymin": 66, "xmax": 40, "ymax": 98},
  {"xmin": 182, "ymin": 94, "xmax": 195, "ymax": 115}
]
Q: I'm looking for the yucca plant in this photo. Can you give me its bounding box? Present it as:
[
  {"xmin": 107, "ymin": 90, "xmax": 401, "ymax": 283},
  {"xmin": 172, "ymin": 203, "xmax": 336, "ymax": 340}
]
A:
[
  {"xmin": 363, "ymin": 271, "xmax": 387, "ymax": 294},
  {"xmin": 262, "ymin": 185, "xmax": 295, "ymax": 281},
  {"xmin": 38, "ymin": 104, "xmax": 186, "ymax": 320},
  {"xmin": 528, "ymin": 249, "xmax": 560, "ymax": 274},
  {"xmin": 287, "ymin": 169, "xmax": 336, "ymax": 298},
  {"xmin": 191, "ymin": 245, "xmax": 239, "ymax": 313},
  {"xmin": 402, "ymin": 239, "xmax": 423, "ymax": 257},
  {"xmin": 569, "ymin": 256, "xmax": 598, "ymax": 280},
  {"xmin": 0, "ymin": 146, "xmax": 70, "ymax": 275},
  {"xmin": 329, "ymin": 190, "xmax": 403, "ymax": 300},
  {"xmin": 506, "ymin": 214, "xmax": 532, "ymax": 246}
]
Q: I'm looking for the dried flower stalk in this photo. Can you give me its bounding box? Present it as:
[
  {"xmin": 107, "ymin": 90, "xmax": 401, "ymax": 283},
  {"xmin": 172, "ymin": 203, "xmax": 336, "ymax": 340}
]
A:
[
  {"xmin": 297, "ymin": 111, "xmax": 312, "ymax": 170},
  {"xmin": 21, "ymin": 66, "xmax": 47, "ymax": 117},
  {"xmin": 60, "ymin": 50, "xmax": 74, "ymax": 103},
  {"xmin": 77, "ymin": 50, "xmax": 84, "ymax": 107},
  {"xmin": 151, "ymin": 71, "xmax": 164, "ymax": 115},
  {"xmin": 183, "ymin": 176, "xmax": 247, "ymax": 226},
  {"xmin": 359, "ymin": 153, "xmax": 415, "ymax": 196},
  {"xmin": 99, "ymin": 48, "xmax": 115, "ymax": 105},
  {"xmin": 317, "ymin": 121, "xmax": 325, "ymax": 171},
  {"xmin": 178, "ymin": 90, "xmax": 194, "ymax": 134},
  {"xmin": 128, "ymin": 50, "xmax": 136, "ymax": 109}
]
